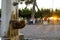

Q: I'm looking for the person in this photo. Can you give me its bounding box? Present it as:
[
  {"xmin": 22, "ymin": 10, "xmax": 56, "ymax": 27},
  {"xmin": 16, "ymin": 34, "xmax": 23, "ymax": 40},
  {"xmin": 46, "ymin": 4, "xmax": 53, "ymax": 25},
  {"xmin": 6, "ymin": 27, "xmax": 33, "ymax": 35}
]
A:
[{"xmin": 33, "ymin": 18, "xmax": 36, "ymax": 24}]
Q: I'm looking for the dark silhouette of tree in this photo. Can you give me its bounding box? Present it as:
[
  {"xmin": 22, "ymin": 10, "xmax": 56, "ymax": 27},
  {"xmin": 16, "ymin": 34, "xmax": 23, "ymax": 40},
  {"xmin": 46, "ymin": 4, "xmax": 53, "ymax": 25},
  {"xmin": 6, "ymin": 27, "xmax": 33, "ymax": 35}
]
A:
[
  {"xmin": 19, "ymin": 8, "xmax": 60, "ymax": 19},
  {"xmin": 19, "ymin": 0, "xmax": 39, "ymax": 19},
  {"xmin": 19, "ymin": 8, "xmax": 32, "ymax": 19},
  {"xmin": 40, "ymin": 9, "xmax": 51, "ymax": 17},
  {"xmin": 55, "ymin": 9, "xmax": 60, "ymax": 17}
]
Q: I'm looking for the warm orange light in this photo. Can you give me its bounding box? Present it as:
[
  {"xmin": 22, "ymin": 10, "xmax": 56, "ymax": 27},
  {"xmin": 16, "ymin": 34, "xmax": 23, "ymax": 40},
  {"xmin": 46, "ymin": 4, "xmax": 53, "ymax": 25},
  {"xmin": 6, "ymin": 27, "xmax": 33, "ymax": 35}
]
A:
[
  {"xmin": 53, "ymin": 17, "xmax": 57, "ymax": 20},
  {"xmin": 53, "ymin": 16, "xmax": 58, "ymax": 20},
  {"xmin": 49, "ymin": 17, "xmax": 54, "ymax": 20},
  {"xmin": 49, "ymin": 16, "xmax": 58, "ymax": 20}
]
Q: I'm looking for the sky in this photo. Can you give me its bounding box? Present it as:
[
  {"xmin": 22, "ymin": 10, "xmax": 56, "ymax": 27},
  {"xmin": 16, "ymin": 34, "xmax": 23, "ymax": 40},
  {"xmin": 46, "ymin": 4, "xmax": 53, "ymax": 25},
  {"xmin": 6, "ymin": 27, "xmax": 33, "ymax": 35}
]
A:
[
  {"xmin": 0, "ymin": 0, "xmax": 1, "ymax": 8},
  {"xmin": 18, "ymin": 0, "xmax": 60, "ymax": 10},
  {"xmin": 0, "ymin": 0, "xmax": 60, "ymax": 10}
]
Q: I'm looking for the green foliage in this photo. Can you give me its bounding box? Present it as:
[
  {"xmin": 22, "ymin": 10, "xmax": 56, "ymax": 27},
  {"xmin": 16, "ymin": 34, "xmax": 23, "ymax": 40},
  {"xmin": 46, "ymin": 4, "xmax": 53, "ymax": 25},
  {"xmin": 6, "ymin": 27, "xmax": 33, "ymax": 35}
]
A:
[
  {"xmin": 35, "ymin": 10, "xmax": 42, "ymax": 18},
  {"xmin": 40, "ymin": 9, "xmax": 51, "ymax": 17},
  {"xmin": 55, "ymin": 9, "xmax": 60, "ymax": 17},
  {"xmin": 19, "ymin": 8, "xmax": 60, "ymax": 19},
  {"xmin": 19, "ymin": 8, "xmax": 32, "ymax": 19},
  {"xmin": 35, "ymin": 9, "xmax": 51, "ymax": 18},
  {"xmin": 25, "ymin": 0, "xmax": 33, "ymax": 5},
  {"xmin": 19, "ymin": 0, "xmax": 33, "ymax": 5}
]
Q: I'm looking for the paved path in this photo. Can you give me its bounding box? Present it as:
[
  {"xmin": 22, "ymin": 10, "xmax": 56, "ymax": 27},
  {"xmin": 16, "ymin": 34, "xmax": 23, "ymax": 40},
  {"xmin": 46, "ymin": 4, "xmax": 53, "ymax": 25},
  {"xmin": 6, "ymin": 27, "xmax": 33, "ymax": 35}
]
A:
[{"xmin": 20, "ymin": 24, "xmax": 60, "ymax": 39}]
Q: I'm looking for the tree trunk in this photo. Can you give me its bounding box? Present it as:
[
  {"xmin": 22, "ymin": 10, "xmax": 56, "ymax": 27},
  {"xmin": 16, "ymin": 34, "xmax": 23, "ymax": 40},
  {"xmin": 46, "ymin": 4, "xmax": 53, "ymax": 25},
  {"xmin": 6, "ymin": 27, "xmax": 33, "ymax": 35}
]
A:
[{"xmin": 31, "ymin": 0, "xmax": 36, "ymax": 19}]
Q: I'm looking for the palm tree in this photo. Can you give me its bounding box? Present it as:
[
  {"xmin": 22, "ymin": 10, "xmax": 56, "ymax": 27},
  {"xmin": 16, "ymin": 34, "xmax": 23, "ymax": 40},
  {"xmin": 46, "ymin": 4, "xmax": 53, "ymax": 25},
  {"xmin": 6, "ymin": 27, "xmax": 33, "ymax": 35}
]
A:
[
  {"xmin": 29, "ymin": 0, "xmax": 40, "ymax": 19},
  {"xmin": 19, "ymin": 0, "xmax": 40, "ymax": 20}
]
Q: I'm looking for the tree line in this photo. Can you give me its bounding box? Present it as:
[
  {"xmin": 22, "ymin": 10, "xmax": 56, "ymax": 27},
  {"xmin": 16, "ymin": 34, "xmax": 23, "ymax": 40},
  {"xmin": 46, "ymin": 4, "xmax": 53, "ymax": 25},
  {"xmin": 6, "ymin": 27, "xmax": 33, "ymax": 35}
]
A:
[
  {"xmin": 0, "ymin": 8, "xmax": 60, "ymax": 18},
  {"xmin": 19, "ymin": 8, "xmax": 60, "ymax": 19}
]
